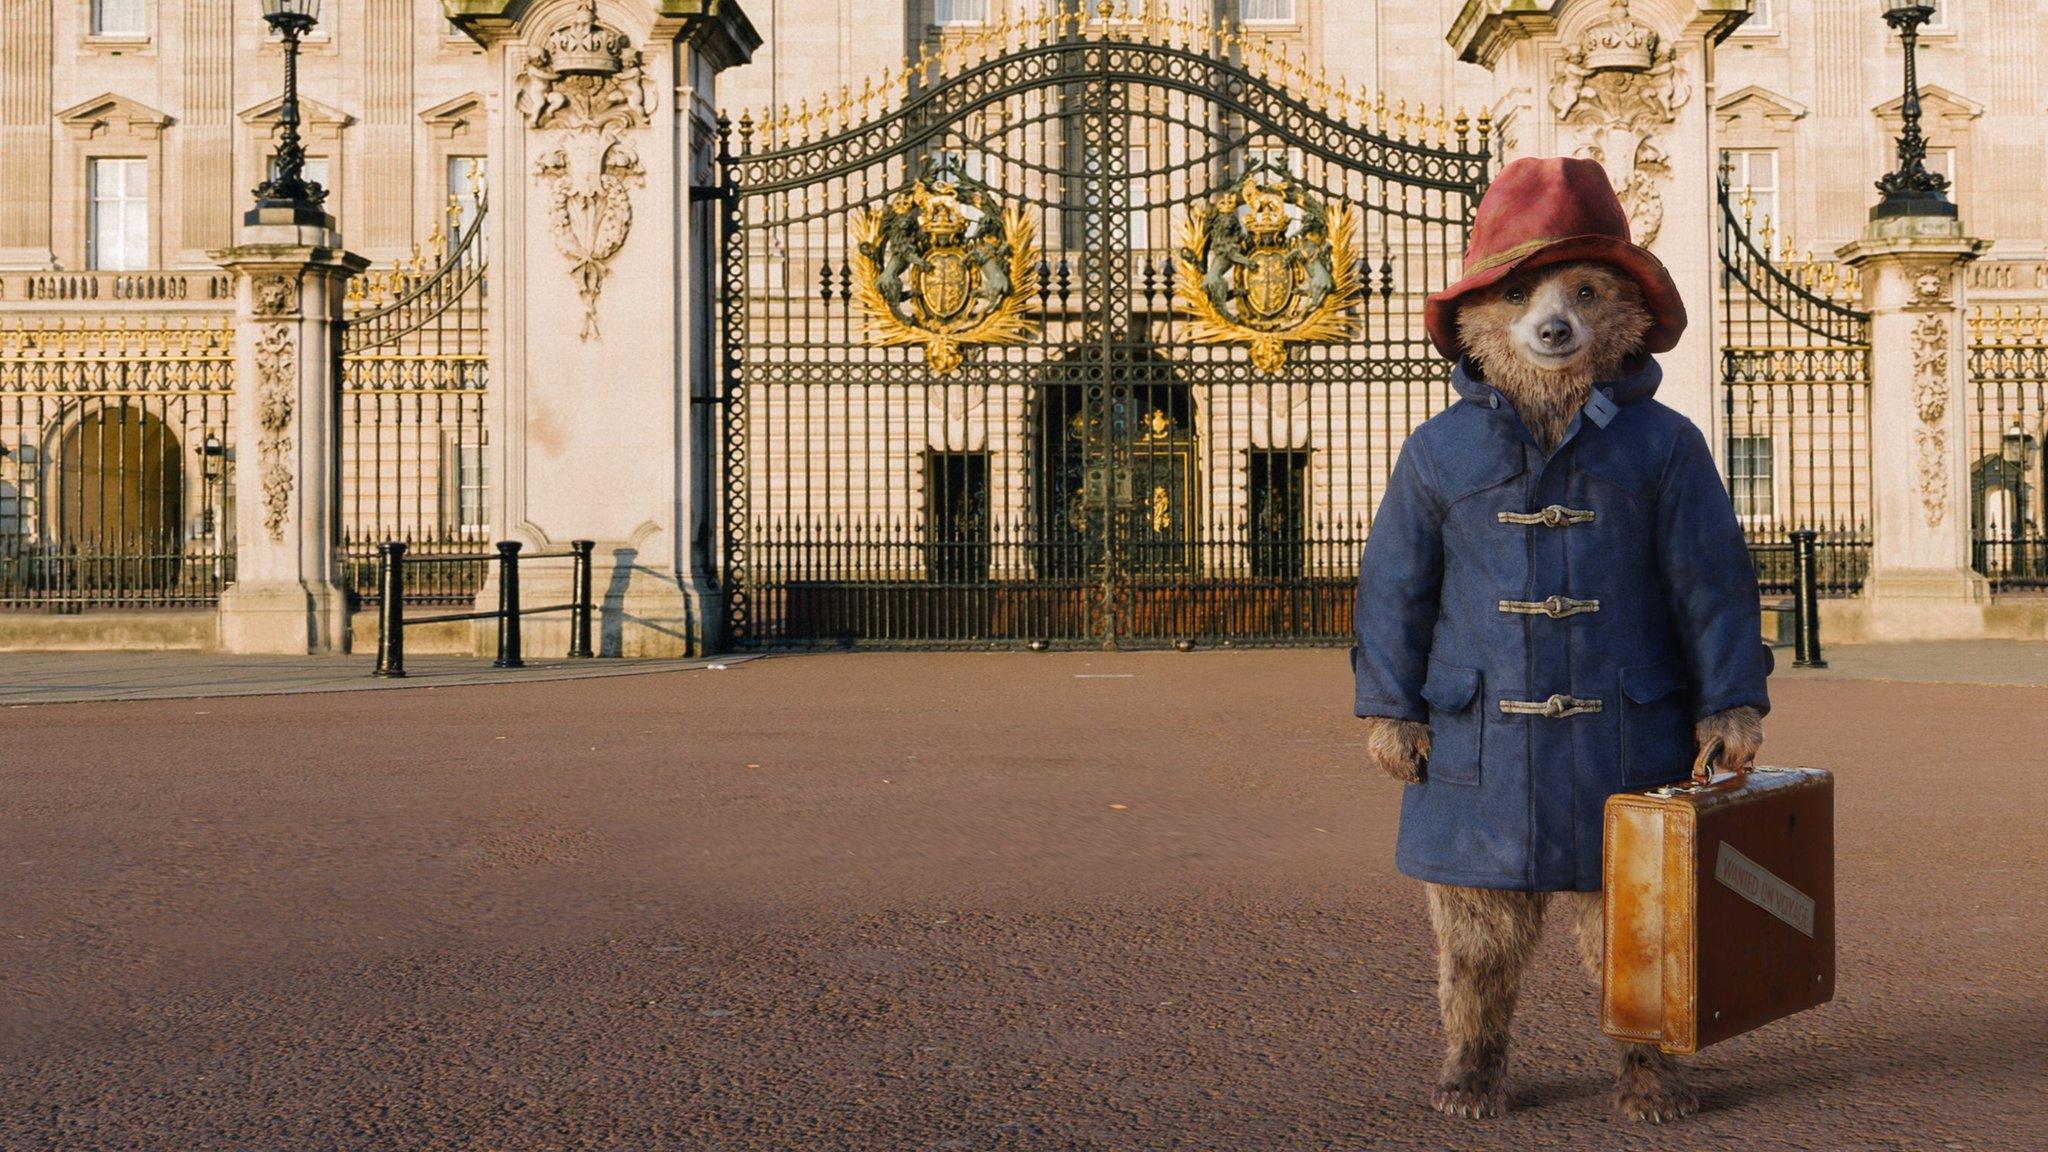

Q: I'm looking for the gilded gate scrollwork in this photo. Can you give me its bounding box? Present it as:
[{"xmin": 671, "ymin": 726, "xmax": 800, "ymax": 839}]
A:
[
  {"xmin": 851, "ymin": 168, "xmax": 1042, "ymax": 376},
  {"xmin": 1174, "ymin": 165, "xmax": 1362, "ymax": 375}
]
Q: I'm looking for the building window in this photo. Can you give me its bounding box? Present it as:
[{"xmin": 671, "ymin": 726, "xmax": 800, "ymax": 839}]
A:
[
  {"xmin": 91, "ymin": 0, "xmax": 148, "ymax": 37},
  {"xmin": 1248, "ymin": 449, "xmax": 1309, "ymax": 579},
  {"xmin": 269, "ymin": 154, "xmax": 332, "ymax": 200},
  {"xmin": 1740, "ymin": 0, "xmax": 1774, "ymax": 33},
  {"xmin": 1722, "ymin": 148, "xmax": 1779, "ymax": 255},
  {"xmin": 442, "ymin": 432, "xmax": 489, "ymax": 538},
  {"xmin": 447, "ymin": 155, "xmax": 486, "ymax": 238},
  {"xmin": 934, "ymin": 0, "xmax": 987, "ymax": 25},
  {"xmin": 923, "ymin": 451, "xmax": 990, "ymax": 583},
  {"xmin": 1728, "ymin": 435, "xmax": 1775, "ymax": 521},
  {"xmin": 1925, "ymin": 0, "xmax": 1950, "ymax": 31},
  {"xmin": 87, "ymin": 158, "xmax": 149, "ymax": 271},
  {"xmin": 1925, "ymin": 147, "xmax": 1957, "ymax": 200},
  {"xmin": 1241, "ymin": 0, "xmax": 1296, "ymax": 24}
]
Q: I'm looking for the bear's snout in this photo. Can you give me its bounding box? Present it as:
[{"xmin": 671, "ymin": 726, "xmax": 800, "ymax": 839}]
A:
[{"xmin": 1535, "ymin": 315, "xmax": 1577, "ymax": 352}]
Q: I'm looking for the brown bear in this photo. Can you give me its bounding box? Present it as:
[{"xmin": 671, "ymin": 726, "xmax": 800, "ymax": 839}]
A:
[{"xmin": 1350, "ymin": 157, "xmax": 1770, "ymax": 1124}]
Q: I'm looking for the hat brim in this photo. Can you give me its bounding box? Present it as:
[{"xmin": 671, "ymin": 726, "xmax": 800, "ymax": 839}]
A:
[{"xmin": 1423, "ymin": 234, "xmax": 1687, "ymax": 361}]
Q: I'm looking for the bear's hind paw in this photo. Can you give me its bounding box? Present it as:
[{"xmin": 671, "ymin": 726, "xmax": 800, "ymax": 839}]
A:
[
  {"xmin": 1612, "ymin": 1051, "xmax": 1699, "ymax": 1124},
  {"xmin": 1430, "ymin": 1067, "xmax": 1507, "ymax": 1120}
]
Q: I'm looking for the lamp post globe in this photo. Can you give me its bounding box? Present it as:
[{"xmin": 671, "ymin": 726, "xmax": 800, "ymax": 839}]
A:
[
  {"xmin": 1871, "ymin": 1, "xmax": 1954, "ymax": 220},
  {"xmin": 260, "ymin": 0, "xmax": 320, "ymax": 34},
  {"xmin": 248, "ymin": 0, "xmax": 330, "ymax": 226}
]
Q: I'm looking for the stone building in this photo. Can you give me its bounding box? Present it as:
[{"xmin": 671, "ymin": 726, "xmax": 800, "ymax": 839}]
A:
[{"xmin": 0, "ymin": 0, "xmax": 2040, "ymax": 653}]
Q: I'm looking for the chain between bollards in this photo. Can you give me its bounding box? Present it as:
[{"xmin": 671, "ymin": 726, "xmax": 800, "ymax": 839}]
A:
[{"xmin": 1790, "ymin": 529, "xmax": 1827, "ymax": 669}]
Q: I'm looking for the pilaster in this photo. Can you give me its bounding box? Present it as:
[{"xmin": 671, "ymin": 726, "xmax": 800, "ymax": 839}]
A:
[
  {"xmin": 1838, "ymin": 216, "xmax": 1992, "ymax": 640},
  {"xmin": 1450, "ymin": 0, "xmax": 1753, "ymax": 438},
  {"xmin": 0, "ymin": 0, "xmax": 55, "ymax": 267},
  {"xmin": 211, "ymin": 216, "xmax": 369, "ymax": 654},
  {"xmin": 447, "ymin": 0, "xmax": 758, "ymax": 656}
]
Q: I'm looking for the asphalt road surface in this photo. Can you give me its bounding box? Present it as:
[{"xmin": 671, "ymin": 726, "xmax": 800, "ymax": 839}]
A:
[{"xmin": 4, "ymin": 651, "xmax": 2043, "ymax": 1151}]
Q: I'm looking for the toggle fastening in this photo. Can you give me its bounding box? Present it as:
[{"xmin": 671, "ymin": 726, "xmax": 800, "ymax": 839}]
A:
[
  {"xmin": 1497, "ymin": 505, "xmax": 1596, "ymax": 528},
  {"xmin": 1499, "ymin": 694, "xmax": 1604, "ymax": 719},
  {"xmin": 1498, "ymin": 594, "xmax": 1600, "ymax": 619}
]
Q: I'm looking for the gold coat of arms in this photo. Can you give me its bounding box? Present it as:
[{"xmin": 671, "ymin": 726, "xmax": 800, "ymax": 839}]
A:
[
  {"xmin": 1175, "ymin": 166, "xmax": 1361, "ymax": 374},
  {"xmin": 852, "ymin": 171, "xmax": 1041, "ymax": 376}
]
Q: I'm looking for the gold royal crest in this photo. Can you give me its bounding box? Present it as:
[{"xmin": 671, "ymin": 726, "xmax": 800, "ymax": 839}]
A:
[
  {"xmin": 1175, "ymin": 164, "xmax": 1361, "ymax": 374},
  {"xmin": 852, "ymin": 168, "xmax": 1041, "ymax": 376}
]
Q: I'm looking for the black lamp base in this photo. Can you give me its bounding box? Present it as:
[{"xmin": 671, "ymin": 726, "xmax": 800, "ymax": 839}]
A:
[
  {"xmin": 244, "ymin": 200, "xmax": 336, "ymax": 229},
  {"xmin": 1870, "ymin": 189, "xmax": 1959, "ymax": 222}
]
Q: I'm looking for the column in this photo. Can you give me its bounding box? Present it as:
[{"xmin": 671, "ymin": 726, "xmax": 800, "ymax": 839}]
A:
[
  {"xmin": 1447, "ymin": 0, "xmax": 1753, "ymax": 436},
  {"xmin": 449, "ymin": 0, "xmax": 759, "ymax": 657},
  {"xmin": 1839, "ymin": 217, "xmax": 1990, "ymax": 640},
  {"xmin": 211, "ymin": 214, "xmax": 368, "ymax": 654}
]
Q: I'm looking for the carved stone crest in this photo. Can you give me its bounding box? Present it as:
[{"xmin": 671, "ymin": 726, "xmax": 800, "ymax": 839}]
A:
[
  {"xmin": 1911, "ymin": 314, "xmax": 1950, "ymax": 527},
  {"xmin": 851, "ymin": 165, "xmax": 1041, "ymax": 377},
  {"xmin": 252, "ymin": 322, "xmax": 296, "ymax": 542},
  {"xmin": 252, "ymin": 274, "xmax": 299, "ymax": 317},
  {"xmin": 1551, "ymin": 1, "xmax": 1689, "ymax": 248},
  {"xmin": 517, "ymin": 0, "xmax": 656, "ymax": 340},
  {"xmin": 1175, "ymin": 164, "xmax": 1361, "ymax": 375}
]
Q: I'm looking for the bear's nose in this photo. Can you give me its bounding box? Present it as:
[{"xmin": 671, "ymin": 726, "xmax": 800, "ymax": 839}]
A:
[{"xmin": 1537, "ymin": 318, "xmax": 1574, "ymax": 348}]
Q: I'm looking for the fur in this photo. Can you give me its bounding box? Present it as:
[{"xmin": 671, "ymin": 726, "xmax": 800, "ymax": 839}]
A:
[
  {"xmin": 1426, "ymin": 885, "xmax": 1700, "ymax": 1123},
  {"xmin": 1393, "ymin": 259, "xmax": 1753, "ymax": 1123},
  {"xmin": 1363, "ymin": 716, "xmax": 1430, "ymax": 783},
  {"xmin": 1455, "ymin": 263, "xmax": 1652, "ymax": 454},
  {"xmin": 1695, "ymin": 705, "xmax": 1765, "ymax": 772}
]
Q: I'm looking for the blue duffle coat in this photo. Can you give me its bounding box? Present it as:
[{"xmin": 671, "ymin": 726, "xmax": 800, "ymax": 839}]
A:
[{"xmin": 1351, "ymin": 356, "xmax": 1771, "ymax": 892}]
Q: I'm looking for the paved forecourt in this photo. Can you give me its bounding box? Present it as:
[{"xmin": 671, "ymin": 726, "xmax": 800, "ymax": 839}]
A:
[{"xmin": 2, "ymin": 649, "xmax": 2041, "ymax": 1150}]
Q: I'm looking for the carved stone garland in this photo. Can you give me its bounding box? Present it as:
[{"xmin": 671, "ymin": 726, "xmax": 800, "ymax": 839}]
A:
[
  {"xmin": 517, "ymin": 0, "xmax": 657, "ymax": 341},
  {"xmin": 250, "ymin": 274, "xmax": 300, "ymax": 542},
  {"xmin": 1550, "ymin": 0, "xmax": 1689, "ymax": 248},
  {"xmin": 1910, "ymin": 313, "xmax": 1951, "ymax": 529}
]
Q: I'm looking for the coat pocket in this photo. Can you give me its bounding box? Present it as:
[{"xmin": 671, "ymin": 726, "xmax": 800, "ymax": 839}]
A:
[
  {"xmin": 1619, "ymin": 658, "xmax": 1695, "ymax": 785},
  {"xmin": 1421, "ymin": 660, "xmax": 1483, "ymax": 786}
]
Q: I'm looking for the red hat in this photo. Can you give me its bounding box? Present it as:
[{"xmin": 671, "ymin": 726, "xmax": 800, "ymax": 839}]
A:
[{"xmin": 1423, "ymin": 156, "xmax": 1686, "ymax": 361}]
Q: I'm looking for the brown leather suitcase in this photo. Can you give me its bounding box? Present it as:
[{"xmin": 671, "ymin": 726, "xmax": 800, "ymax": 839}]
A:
[{"xmin": 1601, "ymin": 747, "xmax": 1835, "ymax": 1054}]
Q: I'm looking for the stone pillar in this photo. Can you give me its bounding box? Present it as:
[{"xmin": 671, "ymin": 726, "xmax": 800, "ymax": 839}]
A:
[
  {"xmin": 1839, "ymin": 219, "xmax": 1991, "ymax": 640},
  {"xmin": 1447, "ymin": 0, "xmax": 1752, "ymax": 436},
  {"xmin": 211, "ymin": 214, "xmax": 369, "ymax": 654},
  {"xmin": 449, "ymin": 0, "xmax": 759, "ymax": 657}
]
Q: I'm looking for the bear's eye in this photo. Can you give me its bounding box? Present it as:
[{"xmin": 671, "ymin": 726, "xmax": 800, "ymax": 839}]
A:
[
  {"xmin": 1577, "ymin": 284, "xmax": 1597, "ymax": 301},
  {"xmin": 1505, "ymin": 288, "xmax": 1527, "ymax": 305}
]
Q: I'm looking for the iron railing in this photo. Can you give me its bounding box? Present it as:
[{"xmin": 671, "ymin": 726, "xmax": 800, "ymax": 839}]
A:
[
  {"xmin": 371, "ymin": 539, "xmax": 594, "ymax": 677},
  {"xmin": 1717, "ymin": 179, "xmax": 1874, "ymax": 597},
  {"xmin": 719, "ymin": 9, "xmax": 1492, "ymax": 648},
  {"xmin": 340, "ymin": 170, "xmax": 490, "ymax": 607},
  {"xmin": 0, "ymin": 316, "xmax": 236, "ymax": 610},
  {"xmin": 1966, "ymin": 306, "xmax": 2048, "ymax": 591}
]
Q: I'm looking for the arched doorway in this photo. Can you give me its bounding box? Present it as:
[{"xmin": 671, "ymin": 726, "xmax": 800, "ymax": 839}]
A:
[{"xmin": 55, "ymin": 406, "xmax": 185, "ymax": 593}]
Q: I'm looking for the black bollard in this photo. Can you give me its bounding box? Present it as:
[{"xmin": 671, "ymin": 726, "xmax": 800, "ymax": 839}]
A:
[
  {"xmin": 374, "ymin": 541, "xmax": 407, "ymax": 678},
  {"xmin": 494, "ymin": 540, "xmax": 524, "ymax": 669},
  {"xmin": 569, "ymin": 540, "xmax": 595, "ymax": 659},
  {"xmin": 1790, "ymin": 529, "xmax": 1827, "ymax": 669}
]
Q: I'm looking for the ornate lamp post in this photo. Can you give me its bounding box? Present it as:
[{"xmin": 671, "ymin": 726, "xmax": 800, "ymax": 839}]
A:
[
  {"xmin": 248, "ymin": 0, "xmax": 329, "ymax": 225},
  {"xmin": 1871, "ymin": 2, "xmax": 1955, "ymax": 220}
]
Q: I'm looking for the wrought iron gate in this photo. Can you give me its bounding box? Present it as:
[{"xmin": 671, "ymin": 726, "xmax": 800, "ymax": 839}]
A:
[
  {"xmin": 1717, "ymin": 178, "xmax": 1873, "ymax": 596},
  {"xmin": 719, "ymin": 11, "xmax": 1490, "ymax": 648}
]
